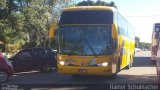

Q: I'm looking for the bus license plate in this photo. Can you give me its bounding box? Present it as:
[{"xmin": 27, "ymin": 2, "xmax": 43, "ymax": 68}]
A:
[{"xmin": 78, "ymin": 69, "xmax": 87, "ymax": 73}]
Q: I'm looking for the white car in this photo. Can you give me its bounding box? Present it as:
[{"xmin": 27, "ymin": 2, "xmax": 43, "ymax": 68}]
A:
[{"xmin": 135, "ymin": 48, "xmax": 141, "ymax": 53}]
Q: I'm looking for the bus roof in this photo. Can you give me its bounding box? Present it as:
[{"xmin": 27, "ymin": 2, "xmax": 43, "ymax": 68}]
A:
[{"xmin": 63, "ymin": 6, "xmax": 117, "ymax": 12}]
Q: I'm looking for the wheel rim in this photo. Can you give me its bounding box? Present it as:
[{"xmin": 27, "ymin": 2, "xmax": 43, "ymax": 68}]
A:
[
  {"xmin": 43, "ymin": 63, "xmax": 51, "ymax": 72},
  {"xmin": 0, "ymin": 71, "xmax": 8, "ymax": 82}
]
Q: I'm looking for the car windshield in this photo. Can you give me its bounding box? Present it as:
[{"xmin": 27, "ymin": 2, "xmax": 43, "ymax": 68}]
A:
[{"xmin": 58, "ymin": 25, "xmax": 112, "ymax": 56}]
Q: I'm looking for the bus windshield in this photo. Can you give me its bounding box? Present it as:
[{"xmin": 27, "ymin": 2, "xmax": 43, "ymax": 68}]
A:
[
  {"xmin": 59, "ymin": 10, "xmax": 113, "ymax": 25},
  {"xmin": 58, "ymin": 25, "xmax": 113, "ymax": 56}
]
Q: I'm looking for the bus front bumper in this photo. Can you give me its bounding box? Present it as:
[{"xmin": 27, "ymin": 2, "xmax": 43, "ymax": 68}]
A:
[{"xmin": 57, "ymin": 65, "xmax": 114, "ymax": 76}]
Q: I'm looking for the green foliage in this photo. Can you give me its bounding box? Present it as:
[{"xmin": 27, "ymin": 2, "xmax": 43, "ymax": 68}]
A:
[
  {"xmin": 139, "ymin": 42, "xmax": 151, "ymax": 50},
  {"xmin": 135, "ymin": 36, "xmax": 151, "ymax": 50},
  {"xmin": 135, "ymin": 36, "xmax": 140, "ymax": 47},
  {"xmin": 0, "ymin": 0, "xmax": 6, "ymax": 8},
  {"xmin": 0, "ymin": 0, "xmax": 74, "ymax": 53},
  {"xmin": 76, "ymin": 0, "xmax": 117, "ymax": 8}
]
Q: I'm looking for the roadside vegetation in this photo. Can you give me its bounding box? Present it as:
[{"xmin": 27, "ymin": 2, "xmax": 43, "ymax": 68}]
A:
[
  {"xmin": 0, "ymin": 0, "xmax": 74, "ymax": 55},
  {"xmin": 135, "ymin": 36, "xmax": 151, "ymax": 50}
]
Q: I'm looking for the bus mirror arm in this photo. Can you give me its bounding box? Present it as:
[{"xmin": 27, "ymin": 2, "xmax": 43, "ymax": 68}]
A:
[{"xmin": 49, "ymin": 22, "xmax": 58, "ymax": 39}]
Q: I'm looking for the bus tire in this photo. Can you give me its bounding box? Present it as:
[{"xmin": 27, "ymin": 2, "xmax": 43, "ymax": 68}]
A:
[
  {"xmin": 126, "ymin": 55, "xmax": 133, "ymax": 70},
  {"xmin": 126, "ymin": 59, "xmax": 133, "ymax": 69}
]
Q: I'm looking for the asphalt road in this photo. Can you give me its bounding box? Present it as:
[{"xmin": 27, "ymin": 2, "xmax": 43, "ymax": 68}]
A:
[{"xmin": 1, "ymin": 51, "xmax": 159, "ymax": 90}]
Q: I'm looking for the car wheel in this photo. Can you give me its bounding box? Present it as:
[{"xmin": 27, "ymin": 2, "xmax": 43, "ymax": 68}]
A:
[
  {"xmin": 0, "ymin": 70, "xmax": 8, "ymax": 83},
  {"xmin": 40, "ymin": 62, "xmax": 52, "ymax": 72}
]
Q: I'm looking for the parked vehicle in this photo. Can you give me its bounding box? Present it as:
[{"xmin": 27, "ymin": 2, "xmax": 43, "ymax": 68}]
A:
[
  {"xmin": 135, "ymin": 48, "xmax": 141, "ymax": 53},
  {"xmin": 0, "ymin": 53, "xmax": 13, "ymax": 83},
  {"xmin": 9, "ymin": 47, "xmax": 56, "ymax": 72}
]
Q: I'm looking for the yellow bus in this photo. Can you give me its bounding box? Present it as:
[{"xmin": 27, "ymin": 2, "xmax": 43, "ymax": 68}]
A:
[{"xmin": 51, "ymin": 6, "xmax": 135, "ymax": 76}]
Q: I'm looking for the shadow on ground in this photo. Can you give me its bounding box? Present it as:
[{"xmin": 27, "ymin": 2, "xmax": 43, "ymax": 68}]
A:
[
  {"xmin": 8, "ymin": 74, "xmax": 158, "ymax": 90},
  {"xmin": 133, "ymin": 57, "xmax": 155, "ymax": 67}
]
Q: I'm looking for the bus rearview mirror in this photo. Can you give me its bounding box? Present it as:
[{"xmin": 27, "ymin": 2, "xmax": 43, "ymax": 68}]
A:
[{"xmin": 49, "ymin": 22, "xmax": 58, "ymax": 39}]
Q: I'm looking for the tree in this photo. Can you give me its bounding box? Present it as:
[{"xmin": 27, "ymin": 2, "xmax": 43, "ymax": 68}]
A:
[
  {"xmin": 135, "ymin": 36, "xmax": 140, "ymax": 48},
  {"xmin": 23, "ymin": 0, "xmax": 74, "ymax": 48},
  {"xmin": 76, "ymin": 0, "xmax": 117, "ymax": 8},
  {"xmin": 0, "ymin": 0, "xmax": 25, "ymax": 52},
  {"xmin": 0, "ymin": 0, "xmax": 74, "ymax": 53},
  {"xmin": 138, "ymin": 42, "xmax": 151, "ymax": 50}
]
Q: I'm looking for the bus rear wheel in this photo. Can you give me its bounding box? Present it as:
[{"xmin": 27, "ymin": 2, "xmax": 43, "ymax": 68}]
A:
[
  {"xmin": 126, "ymin": 62, "xmax": 132, "ymax": 69},
  {"xmin": 126, "ymin": 55, "xmax": 133, "ymax": 69}
]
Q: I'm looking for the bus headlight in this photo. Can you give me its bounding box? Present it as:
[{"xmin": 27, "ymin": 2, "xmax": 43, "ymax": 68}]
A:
[
  {"xmin": 97, "ymin": 62, "xmax": 109, "ymax": 67},
  {"xmin": 59, "ymin": 61, "xmax": 65, "ymax": 65},
  {"xmin": 59, "ymin": 61, "xmax": 69, "ymax": 66}
]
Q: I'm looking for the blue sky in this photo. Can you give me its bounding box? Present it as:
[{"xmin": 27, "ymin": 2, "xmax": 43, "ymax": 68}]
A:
[{"xmin": 74, "ymin": 0, "xmax": 160, "ymax": 43}]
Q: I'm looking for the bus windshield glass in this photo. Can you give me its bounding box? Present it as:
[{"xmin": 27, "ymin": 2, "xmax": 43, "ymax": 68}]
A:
[
  {"xmin": 59, "ymin": 10, "xmax": 113, "ymax": 25},
  {"xmin": 58, "ymin": 25, "xmax": 112, "ymax": 56}
]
